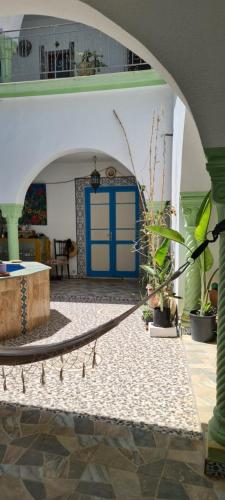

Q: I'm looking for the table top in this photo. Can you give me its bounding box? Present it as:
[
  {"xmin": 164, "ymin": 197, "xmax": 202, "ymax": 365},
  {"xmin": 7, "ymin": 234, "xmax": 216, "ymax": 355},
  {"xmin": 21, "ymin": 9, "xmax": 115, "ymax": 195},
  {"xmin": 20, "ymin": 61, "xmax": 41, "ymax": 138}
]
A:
[{"xmin": 0, "ymin": 261, "xmax": 51, "ymax": 280}]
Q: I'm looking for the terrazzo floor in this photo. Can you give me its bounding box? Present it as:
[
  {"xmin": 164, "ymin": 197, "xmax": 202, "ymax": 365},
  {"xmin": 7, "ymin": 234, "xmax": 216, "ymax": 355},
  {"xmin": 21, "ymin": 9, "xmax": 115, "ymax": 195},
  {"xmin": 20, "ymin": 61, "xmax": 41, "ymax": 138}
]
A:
[
  {"xmin": 0, "ymin": 297, "xmax": 199, "ymax": 436},
  {"xmin": 0, "ymin": 279, "xmax": 224, "ymax": 499}
]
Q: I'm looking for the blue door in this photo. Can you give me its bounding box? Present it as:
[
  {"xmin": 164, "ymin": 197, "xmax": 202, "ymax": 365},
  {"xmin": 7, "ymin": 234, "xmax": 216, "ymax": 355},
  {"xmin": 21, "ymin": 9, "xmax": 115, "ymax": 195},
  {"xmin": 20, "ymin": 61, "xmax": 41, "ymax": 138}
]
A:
[{"xmin": 85, "ymin": 186, "xmax": 139, "ymax": 277}]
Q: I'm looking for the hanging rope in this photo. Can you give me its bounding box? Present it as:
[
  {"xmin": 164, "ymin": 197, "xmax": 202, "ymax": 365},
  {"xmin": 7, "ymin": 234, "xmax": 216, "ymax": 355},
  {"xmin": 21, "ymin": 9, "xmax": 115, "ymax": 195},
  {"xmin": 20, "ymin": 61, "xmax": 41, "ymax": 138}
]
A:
[{"xmin": 0, "ymin": 220, "xmax": 223, "ymax": 367}]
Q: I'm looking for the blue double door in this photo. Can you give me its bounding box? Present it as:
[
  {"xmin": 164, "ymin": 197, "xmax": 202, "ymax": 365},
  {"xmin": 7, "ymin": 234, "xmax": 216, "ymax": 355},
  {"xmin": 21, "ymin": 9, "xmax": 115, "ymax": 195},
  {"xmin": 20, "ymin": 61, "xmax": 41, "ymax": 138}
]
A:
[{"xmin": 85, "ymin": 186, "xmax": 139, "ymax": 277}]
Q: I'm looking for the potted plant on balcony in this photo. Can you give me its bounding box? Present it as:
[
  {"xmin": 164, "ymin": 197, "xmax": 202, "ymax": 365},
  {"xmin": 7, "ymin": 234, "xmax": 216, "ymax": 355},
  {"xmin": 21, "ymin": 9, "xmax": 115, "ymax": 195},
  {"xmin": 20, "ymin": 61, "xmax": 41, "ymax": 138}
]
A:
[{"xmin": 77, "ymin": 50, "xmax": 106, "ymax": 76}]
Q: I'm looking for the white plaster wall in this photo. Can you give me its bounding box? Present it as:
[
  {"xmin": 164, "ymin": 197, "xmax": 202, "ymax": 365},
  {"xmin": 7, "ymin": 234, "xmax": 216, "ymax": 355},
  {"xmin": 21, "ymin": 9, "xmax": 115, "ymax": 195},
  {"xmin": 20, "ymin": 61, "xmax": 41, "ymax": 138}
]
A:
[
  {"xmin": 11, "ymin": 15, "xmax": 127, "ymax": 82},
  {"xmin": 0, "ymin": 84, "xmax": 174, "ymax": 205},
  {"xmin": 172, "ymin": 103, "xmax": 219, "ymax": 308},
  {"xmin": 0, "ymin": 0, "xmax": 224, "ymax": 147},
  {"xmin": 31, "ymin": 157, "xmax": 130, "ymax": 274}
]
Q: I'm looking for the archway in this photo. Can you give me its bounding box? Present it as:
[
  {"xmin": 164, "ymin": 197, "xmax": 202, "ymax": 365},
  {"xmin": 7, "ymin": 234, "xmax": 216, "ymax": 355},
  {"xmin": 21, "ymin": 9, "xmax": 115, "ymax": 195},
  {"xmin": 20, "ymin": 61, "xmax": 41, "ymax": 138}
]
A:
[
  {"xmin": 0, "ymin": 0, "xmax": 225, "ymax": 470},
  {"xmin": 16, "ymin": 149, "xmax": 141, "ymax": 279}
]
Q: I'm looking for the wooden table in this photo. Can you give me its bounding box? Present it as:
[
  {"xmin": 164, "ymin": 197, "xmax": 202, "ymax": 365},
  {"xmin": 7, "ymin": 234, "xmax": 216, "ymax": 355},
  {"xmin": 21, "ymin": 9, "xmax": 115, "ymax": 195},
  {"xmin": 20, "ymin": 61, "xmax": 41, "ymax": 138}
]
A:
[{"xmin": 0, "ymin": 262, "xmax": 51, "ymax": 339}]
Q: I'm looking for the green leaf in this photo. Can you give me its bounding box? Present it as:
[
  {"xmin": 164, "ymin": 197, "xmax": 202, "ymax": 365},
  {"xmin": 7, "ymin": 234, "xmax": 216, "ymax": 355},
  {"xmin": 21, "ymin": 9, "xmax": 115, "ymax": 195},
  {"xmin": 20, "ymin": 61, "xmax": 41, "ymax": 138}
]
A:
[
  {"xmin": 155, "ymin": 239, "xmax": 170, "ymax": 266},
  {"xmin": 195, "ymin": 191, "xmax": 212, "ymax": 243},
  {"xmin": 140, "ymin": 265, "xmax": 156, "ymax": 276},
  {"xmin": 159, "ymin": 258, "xmax": 172, "ymax": 278},
  {"xmin": 204, "ymin": 247, "xmax": 214, "ymax": 272},
  {"xmin": 145, "ymin": 225, "xmax": 185, "ymax": 245}
]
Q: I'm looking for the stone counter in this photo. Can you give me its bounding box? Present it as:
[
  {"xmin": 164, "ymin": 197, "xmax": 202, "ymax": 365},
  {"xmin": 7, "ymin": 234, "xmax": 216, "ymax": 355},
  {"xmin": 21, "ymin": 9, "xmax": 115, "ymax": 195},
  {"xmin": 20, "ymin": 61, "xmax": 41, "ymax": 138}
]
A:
[{"xmin": 0, "ymin": 262, "xmax": 50, "ymax": 339}]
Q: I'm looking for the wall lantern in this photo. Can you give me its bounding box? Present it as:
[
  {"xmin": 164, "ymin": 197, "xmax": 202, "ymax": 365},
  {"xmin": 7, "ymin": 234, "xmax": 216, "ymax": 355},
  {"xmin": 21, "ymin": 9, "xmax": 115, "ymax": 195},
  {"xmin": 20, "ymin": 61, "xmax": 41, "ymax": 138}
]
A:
[{"xmin": 90, "ymin": 156, "xmax": 101, "ymax": 192}]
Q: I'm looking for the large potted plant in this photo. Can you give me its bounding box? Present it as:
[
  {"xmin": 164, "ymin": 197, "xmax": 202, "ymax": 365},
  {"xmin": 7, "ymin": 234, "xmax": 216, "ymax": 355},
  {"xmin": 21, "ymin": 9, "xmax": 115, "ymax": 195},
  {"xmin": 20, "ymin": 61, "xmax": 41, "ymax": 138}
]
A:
[
  {"xmin": 189, "ymin": 191, "xmax": 218, "ymax": 341},
  {"xmin": 146, "ymin": 191, "xmax": 218, "ymax": 342}
]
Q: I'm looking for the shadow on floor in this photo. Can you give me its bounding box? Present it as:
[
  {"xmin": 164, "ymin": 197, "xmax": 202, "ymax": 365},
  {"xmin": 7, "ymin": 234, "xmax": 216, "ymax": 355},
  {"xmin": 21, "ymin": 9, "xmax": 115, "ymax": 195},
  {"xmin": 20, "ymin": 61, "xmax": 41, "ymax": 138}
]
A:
[{"xmin": 0, "ymin": 309, "xmax": 71, "ymax": 347}]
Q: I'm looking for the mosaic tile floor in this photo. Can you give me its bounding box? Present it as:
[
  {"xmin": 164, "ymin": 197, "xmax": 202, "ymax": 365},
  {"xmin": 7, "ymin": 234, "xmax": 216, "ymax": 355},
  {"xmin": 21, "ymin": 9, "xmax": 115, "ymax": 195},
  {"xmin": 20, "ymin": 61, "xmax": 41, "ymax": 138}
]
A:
[
  {"xmin": 50, "ymin": 278, "xmax": 141, "ymax": 304},
  {"xmin": 0, "ymin": 405, "xmax": 225, "ymax": 499}
]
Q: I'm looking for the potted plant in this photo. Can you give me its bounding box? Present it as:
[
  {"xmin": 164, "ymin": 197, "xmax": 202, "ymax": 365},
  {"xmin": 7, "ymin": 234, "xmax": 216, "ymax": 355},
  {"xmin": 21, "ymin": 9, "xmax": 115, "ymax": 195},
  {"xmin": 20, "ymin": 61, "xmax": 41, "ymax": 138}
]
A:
[
  {"xmin": 189, "ymin": 191, "xmax": 218, "ymax": 341},
  {"xmin": 141, "ymin": 235, "xmax": 179, "ymax": 328},
  {"xmin": 190, "ymin": 268, "xmax": 218, "ymax": 342},
  {"xmin": 146, "ymin": 191, "xmax": 218, "ymax": 342},
  {"xmin": 77, "ymin": 50, "xmax": 106, "ymax": 76},
  {"xmin": 142, "ymin": 305, "xmax": 153, "ymax": 330}
]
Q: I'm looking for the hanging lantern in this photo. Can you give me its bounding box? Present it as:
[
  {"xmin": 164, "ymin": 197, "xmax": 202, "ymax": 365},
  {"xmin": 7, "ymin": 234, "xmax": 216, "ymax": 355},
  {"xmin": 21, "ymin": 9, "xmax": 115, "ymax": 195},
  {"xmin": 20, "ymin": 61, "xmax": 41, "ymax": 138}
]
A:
[{"xmin": 90, "ymin": 156, "xmax": 101, "ymax": 192}]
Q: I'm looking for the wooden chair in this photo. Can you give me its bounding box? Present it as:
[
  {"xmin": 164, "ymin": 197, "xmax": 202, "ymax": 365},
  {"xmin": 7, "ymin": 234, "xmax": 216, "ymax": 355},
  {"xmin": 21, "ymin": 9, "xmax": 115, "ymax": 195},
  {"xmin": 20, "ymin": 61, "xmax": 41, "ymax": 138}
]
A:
[{"xmin": 51, "ymin": 239, "xmax": 71, "ymax": 279}]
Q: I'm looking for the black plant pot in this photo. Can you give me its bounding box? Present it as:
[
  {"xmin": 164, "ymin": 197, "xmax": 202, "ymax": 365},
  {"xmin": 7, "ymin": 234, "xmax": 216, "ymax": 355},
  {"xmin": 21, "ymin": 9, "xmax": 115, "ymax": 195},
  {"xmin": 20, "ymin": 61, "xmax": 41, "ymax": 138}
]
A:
[
  {"xmin": 153, "ymin": 307, "xmax": 171, "ymax": 328},
  {"xmin": 190, "ymin": 310, "xmax": 217, "ymax": 343}
]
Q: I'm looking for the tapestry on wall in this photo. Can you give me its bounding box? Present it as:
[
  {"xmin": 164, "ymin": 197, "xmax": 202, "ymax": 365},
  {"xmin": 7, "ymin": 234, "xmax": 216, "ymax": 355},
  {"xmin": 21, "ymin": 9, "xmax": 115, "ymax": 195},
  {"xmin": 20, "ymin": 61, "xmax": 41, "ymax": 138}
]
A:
[{"xmin": 20, "ymin": 183, "xmax": 47, "ymax": 225}]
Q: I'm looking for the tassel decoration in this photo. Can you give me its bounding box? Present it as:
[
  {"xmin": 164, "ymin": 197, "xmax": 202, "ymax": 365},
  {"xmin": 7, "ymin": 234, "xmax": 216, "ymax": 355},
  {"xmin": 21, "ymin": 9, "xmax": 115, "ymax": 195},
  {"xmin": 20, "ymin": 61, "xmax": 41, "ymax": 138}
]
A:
[
  {"xmin": 92, "ymin": 350, "xmax": 97, "ymax": 369},
  {"xmin": 41, "ymin": 363, "xmax": 45, "ymax": 385},
  {"xmin": 21, "ymin": 369, "xmax": 26, "ymax": 394},
  {"xmin": 2, "ymin": 367, "xmax": 7, "ymax": 391}
]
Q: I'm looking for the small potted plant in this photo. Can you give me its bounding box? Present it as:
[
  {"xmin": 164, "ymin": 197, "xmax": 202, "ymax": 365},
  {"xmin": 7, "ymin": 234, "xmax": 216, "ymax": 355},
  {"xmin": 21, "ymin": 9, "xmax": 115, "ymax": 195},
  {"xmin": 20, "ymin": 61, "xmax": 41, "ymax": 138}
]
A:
[
  {"xmin": 77, "ymin": 50, "xmax": 106, "ymax": 76},
  {"xmin": 142, "ymin": 305, "xmax": 153, "ymax": 330}
]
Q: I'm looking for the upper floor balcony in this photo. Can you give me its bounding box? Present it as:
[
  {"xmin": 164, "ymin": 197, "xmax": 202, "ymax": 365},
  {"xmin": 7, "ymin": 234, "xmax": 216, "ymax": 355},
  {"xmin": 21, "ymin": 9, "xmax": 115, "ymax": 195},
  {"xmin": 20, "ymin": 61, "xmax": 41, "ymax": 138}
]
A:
[{"xmin": 0, "ymin": 19, "xmax": 151, "ymax": 84}]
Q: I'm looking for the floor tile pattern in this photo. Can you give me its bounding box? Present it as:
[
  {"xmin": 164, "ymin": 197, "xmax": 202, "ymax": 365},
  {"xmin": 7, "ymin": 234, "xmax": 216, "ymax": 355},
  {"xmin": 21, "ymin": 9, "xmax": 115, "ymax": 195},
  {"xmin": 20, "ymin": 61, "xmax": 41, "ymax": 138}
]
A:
[
  {"xmin": 0, "ymin": 280, "xmax": 224, "ymax": 498},
  {"xmin": 0, "ymin": 405, "xmax": 224, "ymax": 499},
  {"xmin": 50, "ymin": 278, "xmax": 142, "ymax": 304}
]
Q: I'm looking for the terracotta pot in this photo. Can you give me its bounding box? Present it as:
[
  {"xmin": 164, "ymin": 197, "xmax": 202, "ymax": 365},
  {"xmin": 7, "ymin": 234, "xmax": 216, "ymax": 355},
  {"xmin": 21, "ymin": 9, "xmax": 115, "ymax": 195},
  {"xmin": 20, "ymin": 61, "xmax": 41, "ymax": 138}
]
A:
[
  {"xmin": 77, "ymin": 62, "xmax": 95, "ymax": 76},
  {"xmin": 209, "ymin": 289, "xmax": 218, "ymax": 308}
]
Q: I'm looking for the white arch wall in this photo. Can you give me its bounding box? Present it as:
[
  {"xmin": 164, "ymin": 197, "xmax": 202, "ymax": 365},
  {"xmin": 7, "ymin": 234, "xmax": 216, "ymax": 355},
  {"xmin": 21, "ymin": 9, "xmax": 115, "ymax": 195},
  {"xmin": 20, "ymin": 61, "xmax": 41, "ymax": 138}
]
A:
[
  {"xmin": 0, "ymin": 84, "xmax": 174, "ymax": 204},
  {"xmin": 0, "ymin": 0, "xmax": 224, "ymax": 148}
]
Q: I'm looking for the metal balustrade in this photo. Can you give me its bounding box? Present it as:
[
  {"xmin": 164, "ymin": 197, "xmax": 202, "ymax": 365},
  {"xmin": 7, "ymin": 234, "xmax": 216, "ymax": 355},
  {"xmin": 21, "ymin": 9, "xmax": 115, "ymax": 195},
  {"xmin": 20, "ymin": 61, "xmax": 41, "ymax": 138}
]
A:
[{"xmin": 0, "ymin": 22, "xmax": 150, "ymax": 84}]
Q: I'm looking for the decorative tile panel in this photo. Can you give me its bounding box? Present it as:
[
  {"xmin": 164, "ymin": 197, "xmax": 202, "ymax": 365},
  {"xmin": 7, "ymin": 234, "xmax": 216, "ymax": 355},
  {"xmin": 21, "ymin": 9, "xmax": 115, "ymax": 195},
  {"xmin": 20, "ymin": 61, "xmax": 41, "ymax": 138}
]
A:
[{"xmin": 20, "ymin": 277, "xmax": 28, "ymax": 334}]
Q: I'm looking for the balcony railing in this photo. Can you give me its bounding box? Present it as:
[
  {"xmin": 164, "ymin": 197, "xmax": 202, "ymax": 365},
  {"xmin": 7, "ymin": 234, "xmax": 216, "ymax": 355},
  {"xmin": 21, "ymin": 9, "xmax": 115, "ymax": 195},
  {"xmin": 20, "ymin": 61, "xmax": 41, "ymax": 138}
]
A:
[{"xmin": 0, "ymin": 22, "xmax": 150, "ymax": 84}]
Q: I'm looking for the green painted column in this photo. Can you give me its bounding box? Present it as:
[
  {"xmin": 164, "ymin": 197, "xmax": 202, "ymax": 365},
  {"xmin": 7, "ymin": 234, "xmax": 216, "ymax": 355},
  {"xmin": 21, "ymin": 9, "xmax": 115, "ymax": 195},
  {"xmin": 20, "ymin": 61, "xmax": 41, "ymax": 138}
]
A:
[
  {"xmin": 205, "ymin": 148, "xmax": 225, "ymax": 471},
  {"xmin": 180, "ymin": 192, "xmax": 206, "ymax": 325},
  {"xmin": 0, "ymin": 204, "xmax": 23, "ymax": 260}
]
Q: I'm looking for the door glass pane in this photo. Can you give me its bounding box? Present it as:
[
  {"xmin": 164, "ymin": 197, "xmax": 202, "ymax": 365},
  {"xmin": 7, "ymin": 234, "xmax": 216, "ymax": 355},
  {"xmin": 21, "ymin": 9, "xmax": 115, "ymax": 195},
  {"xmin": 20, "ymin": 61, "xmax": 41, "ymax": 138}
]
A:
[
  {"xmin": 91, "ymin": 229, "xmax": 110, "ymax": 241},
  {"xmin": 116, "ymin": 191, "xmax": 135, "ymax": 203},
  {"xmin": 91, "ymin": 244, "xmax": 110, "ymax": 271},
  {"xmin": 116, "ymin": 204, "xmax": 135, "ymax": 228},
  {"xmin": 91, "ymin": 205, "xmax": 109, "ymax": 229},
  {"xmin": 91, "ymin": 192, "xmax": 109, "ymax": 204},
  {"xmin": 116, "ymin": 244, "xmax": 136, "ymax": 272},
  {"xmin": 116, "ymin": 229, "xmax": 135, "ymax": 241}
]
